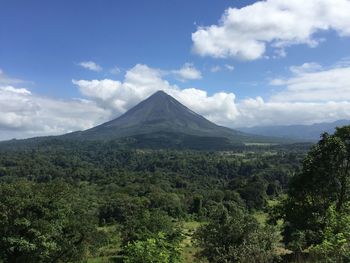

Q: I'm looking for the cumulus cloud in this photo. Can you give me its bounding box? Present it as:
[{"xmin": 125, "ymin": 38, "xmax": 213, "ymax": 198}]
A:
[
  {"xmin": 78, "ymin": 61, "xmax": 102, "ymax": 72},
  {"xmin": 192, "ymin": 0, "xmax": 350, "ymax": 60},
  {"xmin": 0, "ymin": 85, "xmax": 109, "ymax": 140},
  {"xmin": 72, "ymin": 62, "xmax": 350, "ymax": 128},
  {"xmin": 227, "ymin": 62, "xmax": 350, "ymax": 127},
  {"xmin": 171, "ymin": 63, "xmax": 202, "ymax": 81},
  {"xmin": 73, "ymin": 64, "xmax": 238, "ymax": 125},
  {"xmin": 171, "ymin": 89, "xmax": 238, "ymax": 125}
]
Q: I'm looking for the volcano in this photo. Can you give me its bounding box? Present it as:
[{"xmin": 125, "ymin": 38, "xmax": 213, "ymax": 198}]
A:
[{"xmin": 63, "ymin": 90, "xmax": 278, "ymax": 149}]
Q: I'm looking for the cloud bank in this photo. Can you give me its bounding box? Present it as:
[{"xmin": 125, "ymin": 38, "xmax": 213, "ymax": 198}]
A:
[
  {"xmin": 270, "ymin": 65, "xmax": 350, "ymax": 102},
  {"xmin": 78, "ymin": 61, "xmax": 103, "ymax": 72},
  {"xmin": 2, "ymin": 60, "xmax": 350, "ymax": 140},
  {"xmin": 0, "ymin": 84, "xmax": 109, "ymax": 140},
  {"xmin": 72, "ymin": 62, "xmax": 350, "ymax": 128}
]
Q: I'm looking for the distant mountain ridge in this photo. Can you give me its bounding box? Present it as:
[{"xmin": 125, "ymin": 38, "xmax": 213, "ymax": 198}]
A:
[{"xmin": 238, "ymin": 120, "xmax": 350, "ymax": 141}]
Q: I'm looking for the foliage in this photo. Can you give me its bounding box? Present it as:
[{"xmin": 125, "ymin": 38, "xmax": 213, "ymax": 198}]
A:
[
  {"xmin": 309, "ymin": 204, "xmax": 350, "ymax": 262},
  {"xmin": 0, "ymin": 142, "xmax": 303, "ymax": 215},
  {"xmin": 194, "ymin": 203, "xmax": 280, "ymax": 263},
  {"xmin": 99, "ymin": 193, "xmax": 149, "ymax": 224},
  {"xmin": 120, "ymin": 209, "xmax": 183, "ymax": 246},
  {"xmin": 278, "ymin": 126, "xmax": 350, "ymax": 250},
  {"xmin": 0, "ymin": 139, "xmax": 307, "ymax": 262},
  {"xmin": 0, "ymin": 180, "xmax": 96, "ymax": 263},
  {"xmin": 123, "ymin": 232, "xmax": 182, "ymax": 263}
]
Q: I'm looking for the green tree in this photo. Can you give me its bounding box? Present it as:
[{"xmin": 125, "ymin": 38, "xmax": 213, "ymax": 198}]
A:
[
  {"xmin": 120, "ymin": 209, "xmax": 182, "ymax": 246},
  {"xmin": 279, "ymin": 126, "xmax": 350, "ymax": 250},
  {"xmin": 190, "ymin": 194, "xmax": 203, "ymax": 215},
  {"xmin": 0, "ymin": 180, "xmax": 95, "ymax": 263},
  {"xmin": 309, "ymin": 204, "xmax": 350, "ymax": 262},
  {"xmin": 194, "ymin": 204, "xmax": 279, "ymax": 263},
  {"xmin": 124, "ymin": 232, "xmax": 182, "ymax": 263},
  {"xmin": 98, "ymin": 194, "xmax": 149, "ymax": 224},
  {"xmin": 148, "ymin": 191, "xmax": 184, "ymax": 218}
]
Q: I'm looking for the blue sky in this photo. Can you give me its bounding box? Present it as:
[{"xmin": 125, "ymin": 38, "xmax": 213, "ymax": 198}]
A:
[
  {"xmin": 1, "ymin": 0, "xmax": 261, "ymax": 98},
  {"xmin": 1, "ymin": 0, "xmax": 350, "ymax": 139}
]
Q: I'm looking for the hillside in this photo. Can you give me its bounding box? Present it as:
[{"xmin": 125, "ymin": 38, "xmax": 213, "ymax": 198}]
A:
[{"xmin": 238, "ymin": 120, "xmax": 350, "ymax": 141}]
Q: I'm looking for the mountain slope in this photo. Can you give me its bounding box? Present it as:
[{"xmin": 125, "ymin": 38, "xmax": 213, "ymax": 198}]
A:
[
  {"xmin": 238, "ymin": 120, "xmax": 350, "ymax": 141},
  {"xmin": 63, "ymin": 90, "xmax": 281, "ymax": 147},
  {"xmin": 77, "ymin": 90, "xmax": 240, "ymax": 138}
]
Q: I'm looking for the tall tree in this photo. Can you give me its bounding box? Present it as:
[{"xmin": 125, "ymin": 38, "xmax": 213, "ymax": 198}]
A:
[{"xmin": 280, "ymin": 126, "xmax": 350, "ymax": 250}]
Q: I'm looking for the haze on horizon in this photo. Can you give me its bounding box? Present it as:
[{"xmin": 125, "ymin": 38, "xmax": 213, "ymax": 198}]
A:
[{"xmin": 1, "ymin": 0, "xmax": 350, "ymax": 140}]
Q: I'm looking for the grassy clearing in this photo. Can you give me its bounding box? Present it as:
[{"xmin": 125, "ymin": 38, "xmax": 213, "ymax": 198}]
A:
[
  {"xmin": 87, "ymin": 225, "xmax": 121, "ymax": 263},
  {"xmin": 181, "ymin": 221, "xmax": 206, "ymax": 263}
]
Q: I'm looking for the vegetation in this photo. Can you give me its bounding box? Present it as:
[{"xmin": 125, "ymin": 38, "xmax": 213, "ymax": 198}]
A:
[
  {"xmin": 275, "ymin": 126, "xmax": 350, "ymax": 262},
  {"xmin": 2, "ymin": 126, "xmax": 350, "ymax": 262},
  {"xmin": 194, "ymin": 203, "xmax": 280, "ymax": 263},
  {"xmin": 0, "ymin": 180, "xmax": 95, "ymax": 262},
  {"xmin": 124, "ymin": 232, "xmax": 182, "ymax": 263}
]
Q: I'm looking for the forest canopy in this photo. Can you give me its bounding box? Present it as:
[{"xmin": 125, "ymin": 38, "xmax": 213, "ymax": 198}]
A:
[{"xmin": 1, "ymin": 128, "xmax": 349, "ymax": 262}]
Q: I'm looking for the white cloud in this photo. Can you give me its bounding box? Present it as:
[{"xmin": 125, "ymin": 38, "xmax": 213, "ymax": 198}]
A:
[
  {"xmin": 270, "ymin": 64, "xmax": 350, "ymax": 102},
  {"xmin": 171, "ymin": 89, "xmax": 238, "ymax": 125},
  {"xmin": 289, "ymin": 62, "xmax": 323, "ymax": 74},
  {"xmin": 225, "ymin": 64, "xmax": 235, "ymax": 71},
  {"xmin": 3, "ymin": 61, "xmax": 350, "ymax": 140},
  {"xmin": 171, "ymin": 63, "xmax": 202, "ymax": 81},
  {"xmin": 72, "ymin": 63, "xmax": 350, "ymax": 128},
  {"xmin": 78, "ymin": 61, "xmax": 102, "ymax": 72},
  {"xmin": 192, "ymin": 0, "xmax": 350, "ymax": 60},
  {"xmin": 1, "ymin": 86, "xmax": 31, "ymax": 95},
  {"xmin": 210, "ymin": 64, "xmax": 234, "ymax": 73},
  {"xmin": 233, "ymin": 97, "xmax": 350, "ymax": 127},
  {"xmin": 210, "ymin": 64, "xmax": 235, "ymax": 73},
  {"xmin": 73, "ymin": 64, "xmax": 238, "ymax": 125},
  {"xmin": 0, "ymin": 85, "xmax": 109, "ymax": 140},
  {"xmin": 229, "ymin": 61, "xmax": 350, "ymax": 127},
  {"xmin": 210, "ymin": 66, "xmax": 221, "ymax": 73}
]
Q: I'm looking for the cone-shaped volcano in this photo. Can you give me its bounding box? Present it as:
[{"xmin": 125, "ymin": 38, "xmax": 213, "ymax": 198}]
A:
[{"xmin": 63, "ymin": 90, "xmax": 280, "ymax": 148}]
